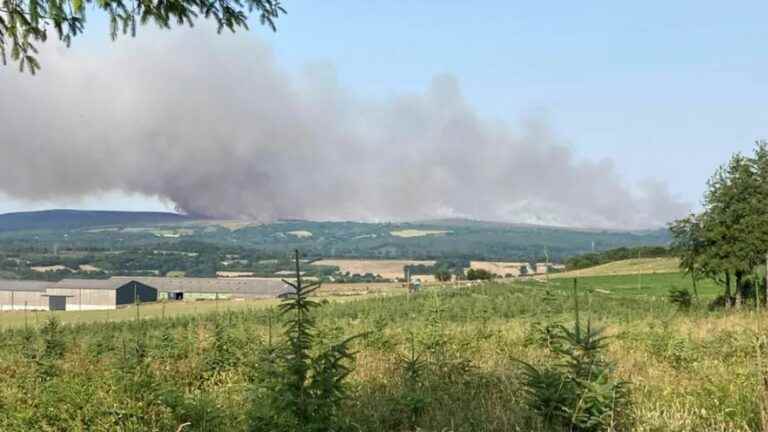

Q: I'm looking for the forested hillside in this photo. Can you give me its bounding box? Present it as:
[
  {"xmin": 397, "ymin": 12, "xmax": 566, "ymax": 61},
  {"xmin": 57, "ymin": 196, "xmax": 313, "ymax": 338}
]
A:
[{"xmin": 0, "ymin": 213, "xmax": 670, "ymax": 262}]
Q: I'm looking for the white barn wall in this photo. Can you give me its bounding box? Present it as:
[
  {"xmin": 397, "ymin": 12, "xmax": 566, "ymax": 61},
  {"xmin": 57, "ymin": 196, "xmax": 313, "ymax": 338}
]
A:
[
  {"xmin": 44, "ymin": 288, "xmax": 117, "ymax": 311},
  {"xmin": 0, "ymin": 290, "xmax": 47, "ymax": 311}
]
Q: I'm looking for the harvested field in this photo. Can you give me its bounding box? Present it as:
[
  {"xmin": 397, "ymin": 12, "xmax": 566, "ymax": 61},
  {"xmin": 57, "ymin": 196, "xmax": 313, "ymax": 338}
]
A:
[
  {"xmin": 287, "ymin": 230, "xmax": 313, "ymax": 238},
  {"xmin": 389, "ymin": 229, "xmax": 449, "ymax": 238},
  {"xmin": 78, "ymin": 264, "xmax": 101, "ymax": 272},
  {"xmin": 30, "ymin": 265, "xmax": 72, "ymax": 272},
  {"xmin": 313, "ymin": 259, "xmax": 435, "ymax": 279},
  {"xmin": 216, "ymin": 271, "xmax": 255, "ymax": 278}
]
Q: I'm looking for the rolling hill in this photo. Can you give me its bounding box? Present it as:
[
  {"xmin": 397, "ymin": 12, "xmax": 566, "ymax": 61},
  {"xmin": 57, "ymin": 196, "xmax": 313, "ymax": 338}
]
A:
[
  {"xmin": 0, "ymin": 211, "xmax": 671, "ymax": 261},
  {"xmin": 0, "ymin": 209, "xmax": 195, "ymax": 231},
  {"xmin": 551, "ymin": 257, "xmax": 681, "ymax": 278}
]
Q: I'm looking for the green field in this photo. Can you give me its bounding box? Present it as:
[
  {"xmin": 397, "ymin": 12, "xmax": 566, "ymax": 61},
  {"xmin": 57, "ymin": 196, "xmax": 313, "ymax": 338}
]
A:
[
  {"xmin": 0, "ymin": 271, "xmax": 763, "ymax": 431},
  {"xmin": 544, "ymin": 271, "xmax": 723, "ymax": 298},
  {"xmin": 554, "ymin": 257, "xmax": 681, "ymax": 278}
]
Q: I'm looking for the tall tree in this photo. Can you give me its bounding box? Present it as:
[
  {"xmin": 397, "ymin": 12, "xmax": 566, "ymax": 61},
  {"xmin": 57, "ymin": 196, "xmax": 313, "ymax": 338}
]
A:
[
  {"xmin": 0, "ymin": 0, "xmax": 284, "ymax": 73},
  {"xmin": 669, "ymin": 213, "xmax": 705, "ymax": 300},
  {"xmin": 699, "ymin": 151, "xmax": 762, "ymax": 308}
]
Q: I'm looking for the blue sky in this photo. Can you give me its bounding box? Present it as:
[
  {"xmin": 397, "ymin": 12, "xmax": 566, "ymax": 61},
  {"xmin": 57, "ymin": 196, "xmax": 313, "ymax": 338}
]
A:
[
  {"xmin": 258, "ymin": 0, "xmax": 767, "ymax": 203},
  {"xmin": 2, "ymin": 0, "xmax": 766, "ymax": 217}
]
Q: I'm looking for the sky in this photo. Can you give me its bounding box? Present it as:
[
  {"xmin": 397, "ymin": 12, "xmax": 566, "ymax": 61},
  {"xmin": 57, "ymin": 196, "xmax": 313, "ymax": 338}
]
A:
[{"xmin": 1, "ymin": 0, "xmax": 766, "ymax": 225}]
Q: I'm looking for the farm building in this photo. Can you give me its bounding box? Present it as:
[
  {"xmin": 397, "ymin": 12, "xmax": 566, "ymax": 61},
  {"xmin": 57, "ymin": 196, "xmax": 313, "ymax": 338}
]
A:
[
  {"xmin": 0, "ymin": 276, "xmax": 290, "ymax": 312},
  {"xmin": 113, "ymin": 276, "xmax": 291, "ymax": 300},
  {"xmin": 45, "ymin": 279, "xmax": 158, "ymax": 311},
  {"xmin": 0, "ymin": 281, "xmax": 50, "ymax": 311},
  {"xmin": 0, "ymin": 279, "xmax": 158, "ymax": 311}
]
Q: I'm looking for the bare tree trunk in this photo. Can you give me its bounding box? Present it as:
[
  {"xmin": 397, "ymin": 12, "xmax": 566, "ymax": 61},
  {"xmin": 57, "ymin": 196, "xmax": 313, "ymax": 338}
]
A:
[
  {"xmin": 763, "ymin": 257, "xmax": 768, "ymax": 307},
  {"xmin": 736, "ymin": 271, "xmax": 744, "ymax": 310},
  {"xmin": 725, "ymin": 271, "xmax": 732, "ymax": 309}
]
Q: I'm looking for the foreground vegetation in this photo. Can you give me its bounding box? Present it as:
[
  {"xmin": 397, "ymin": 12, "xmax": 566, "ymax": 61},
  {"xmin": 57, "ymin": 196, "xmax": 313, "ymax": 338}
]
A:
[{"xmin": 0, "ymin": 269, "xmax": 765, "ymax": 431}]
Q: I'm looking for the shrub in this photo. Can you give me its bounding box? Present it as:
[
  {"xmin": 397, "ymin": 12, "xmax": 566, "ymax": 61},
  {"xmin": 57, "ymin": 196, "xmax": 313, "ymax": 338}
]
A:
[
  {"xmin": 249, "ymin": 251, "xmax": 362, "ymax": 432},
  {"xmin": 518, "ymin": 281, "xmax": 631, "ymax": 431},
  {"xmin": 668, "ymin": 288, "xmax": 692, "ymax": 311},
  {"xmin": 434, "ymin": 269, "xmax": 452, "ymax": 282},
  {"xmin": 466, "ymin": 268, "xmax": 494, "ymax": 281}
]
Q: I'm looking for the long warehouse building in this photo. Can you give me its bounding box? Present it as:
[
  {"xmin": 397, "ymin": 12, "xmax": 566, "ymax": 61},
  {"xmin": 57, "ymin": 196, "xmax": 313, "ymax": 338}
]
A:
[
  {"xmin": 114, "ymin": 276, "xmax": 291, "ymax": 300},
  {"xmin": 0, "ymin": 276, "xmax": 291, "ymax": 311},
  {"xmin": 0, "ymin": 279, "xmax": 158, "ymax": 311}
]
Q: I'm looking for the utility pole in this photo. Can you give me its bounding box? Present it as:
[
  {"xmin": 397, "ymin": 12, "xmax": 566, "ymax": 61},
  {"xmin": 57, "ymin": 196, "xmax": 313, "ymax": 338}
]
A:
[
  {"xmin": 757, "ymin": 253, "xmax": 768, "ymax": 429},
  {"xmin": 405, "ymin": 266, "xmax": 411, "ymax": 294},
  {"xmin": 637, "ymin": 249, "xmax": 641, "ymax": 290}
]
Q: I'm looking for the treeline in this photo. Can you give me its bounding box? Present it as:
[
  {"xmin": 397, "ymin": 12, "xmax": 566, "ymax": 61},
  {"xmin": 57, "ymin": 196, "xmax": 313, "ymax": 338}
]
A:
[
  {"xmin": 405, "ymin": 259, "xmax": 469, "ymax": 280},
  {"xmin": 671, "ymin": 141, "xmax": 768, "ymax": 307},
  {"xmin": 0, "ymin": 242, "xmax": 340, "ymax": 280},
  {"xmin": 565, "ymin": 246, "xmax": 674, "ymax": 270}
]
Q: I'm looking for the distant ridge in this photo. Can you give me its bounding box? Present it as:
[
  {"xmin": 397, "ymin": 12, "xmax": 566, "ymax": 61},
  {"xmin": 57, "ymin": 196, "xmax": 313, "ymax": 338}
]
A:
[
  {"xmin": 416, "ymin": 218, "xmax": 665, "ymax": 233},
  {"xmin": 0, "ymin": 209, "xmax": 195, "ymax": 231}
]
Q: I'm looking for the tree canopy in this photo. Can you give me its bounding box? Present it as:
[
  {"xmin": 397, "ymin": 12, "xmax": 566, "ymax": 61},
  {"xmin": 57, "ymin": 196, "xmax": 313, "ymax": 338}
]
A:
[
  {"xmin": 0, "ymin": 0, "xmax": 284, "ymax": 73},
  {"xmin": 671, "ymin": 140, "xmax": 768, "ymax": 307}
]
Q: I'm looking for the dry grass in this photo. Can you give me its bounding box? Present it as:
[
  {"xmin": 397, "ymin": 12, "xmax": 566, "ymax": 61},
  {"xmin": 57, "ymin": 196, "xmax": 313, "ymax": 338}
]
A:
[
  {"xmin": 30, "ymin": 265, "xmax": 72, "ymax": 272},
  {"xmin": 317, "ymin": 282, "xmax": 404, "ymax": 296},
  {"xmin": 78, "ymin": 264, "xmax": 101, "ymax": 272},
  {"xmin": 552, "ymin": 257, "xmax": 681, "ymax": 278},
  {"xmin": 216, "ymin": 271, "xmax": 255, "ymax": 278},
  {"xmin": 312, "ymin": 259, "xmax": 435, "ymax": 279}
]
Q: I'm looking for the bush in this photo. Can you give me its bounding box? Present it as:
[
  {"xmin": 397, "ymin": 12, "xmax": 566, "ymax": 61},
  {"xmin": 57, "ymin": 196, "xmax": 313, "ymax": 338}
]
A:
[
  {"xmin": 466, "ymin": 268, "xmax": 494, "ymax": 281},
  {"xmin": 249, "ymin": 251, "xmax": 361, "ymax": 432},
  {"xmin": 518, "ymin": 284, "xmax": 631, "ymax": 431},
  {"xmin": 668, "ymin": 288, "xmax": 692, "ymax": 311},
  {"xmin": 434, "ymin": 269, "xmax": 452, "ymax": 282}
]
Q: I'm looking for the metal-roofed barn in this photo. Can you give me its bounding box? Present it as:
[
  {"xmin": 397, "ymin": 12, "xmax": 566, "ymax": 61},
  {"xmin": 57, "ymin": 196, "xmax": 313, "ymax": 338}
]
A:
[
  {"xmin": 114, "ymin": 276, "xmax": 291, "ymax": 300},
  {"xmin": 0, "ymin": 281, "xmax": 50, "ymax": 311},
  {"xmin": 0, "ymin": 276, "xmax": 288, "ymax": 312},
  {"xmin": 44, "ymin": 279, "xmax": 158, "ymax": 311}
]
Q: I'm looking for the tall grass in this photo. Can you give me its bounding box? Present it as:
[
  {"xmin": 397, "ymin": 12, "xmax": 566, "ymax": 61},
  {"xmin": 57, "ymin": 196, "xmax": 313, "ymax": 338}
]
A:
[{"xmin": 0, "ymin": 276, "xmax": 765, "ymax": 430}]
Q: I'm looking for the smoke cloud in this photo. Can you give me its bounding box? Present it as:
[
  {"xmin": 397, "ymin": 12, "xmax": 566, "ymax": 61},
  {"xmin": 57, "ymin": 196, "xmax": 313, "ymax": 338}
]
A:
[{"xmin": 0, "ymin": 30, "xmax": 689, "ymax": 228}]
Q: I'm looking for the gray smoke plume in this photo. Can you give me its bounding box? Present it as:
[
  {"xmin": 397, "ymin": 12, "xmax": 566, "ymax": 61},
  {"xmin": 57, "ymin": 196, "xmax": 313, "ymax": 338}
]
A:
[{"xmin": 0, "ymin": 29, "xmax": 689, "ymax": 228}]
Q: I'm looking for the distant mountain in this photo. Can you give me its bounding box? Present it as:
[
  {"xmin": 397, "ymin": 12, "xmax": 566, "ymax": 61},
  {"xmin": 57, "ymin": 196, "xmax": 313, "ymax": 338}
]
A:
[{"xmin": 0, "ymin": 209, "xmax": 195, "ymax": 231}]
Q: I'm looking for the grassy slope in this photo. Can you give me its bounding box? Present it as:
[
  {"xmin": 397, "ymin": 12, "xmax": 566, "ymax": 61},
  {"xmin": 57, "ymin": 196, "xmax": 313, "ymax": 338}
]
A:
[
  {"xmin": 553, "ymin": 257, "xmax": 681, "ymax": 278},
  {"xmin": 542, "ymin": 271, "xmax": 721, "ymax": 298}
]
